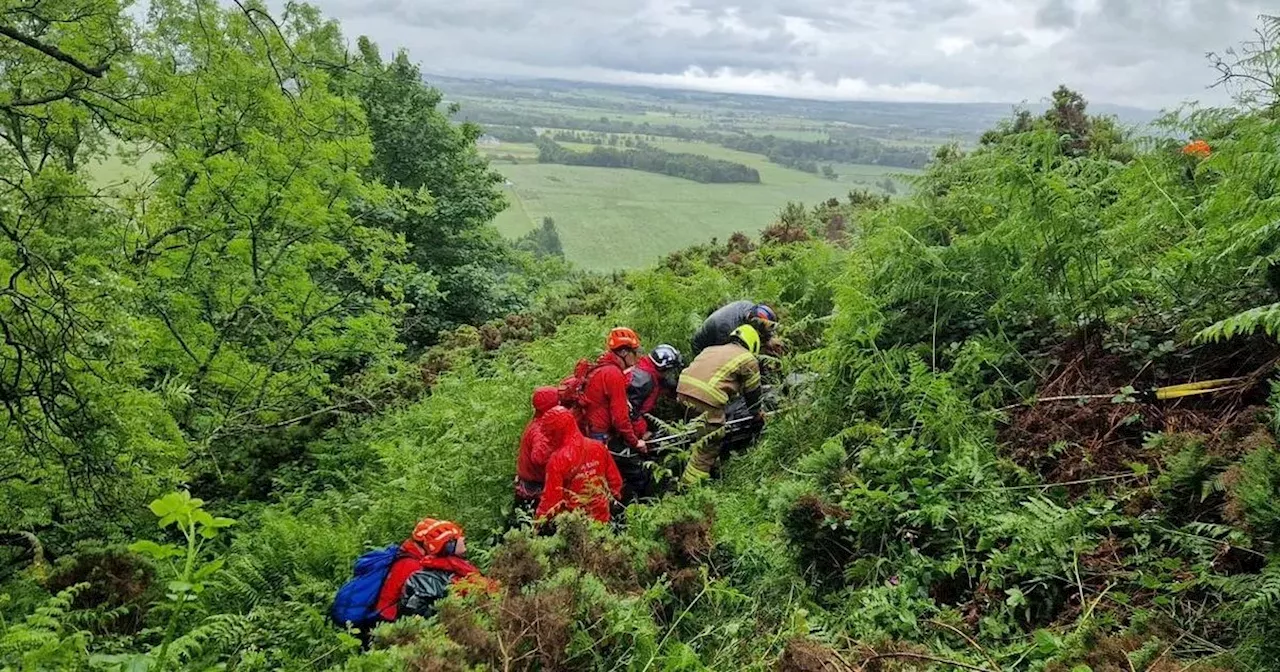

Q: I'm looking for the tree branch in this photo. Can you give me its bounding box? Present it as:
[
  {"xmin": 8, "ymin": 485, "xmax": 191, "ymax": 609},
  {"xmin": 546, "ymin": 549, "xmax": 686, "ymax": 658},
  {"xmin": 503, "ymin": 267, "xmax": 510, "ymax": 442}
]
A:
[{"xmin": 0, "ymin": 23, "xmax": 109, "ymax": 78}]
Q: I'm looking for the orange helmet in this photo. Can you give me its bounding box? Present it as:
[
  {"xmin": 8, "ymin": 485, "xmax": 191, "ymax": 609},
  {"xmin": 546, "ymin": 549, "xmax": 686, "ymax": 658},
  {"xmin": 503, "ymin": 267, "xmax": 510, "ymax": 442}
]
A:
[
  {"xmin": 412, "ymin": 518, "xmax": 464, "ymax": 556},
  {"xmin": 607, "ymin": 327, "xmax": 640, "ymax": 352}
]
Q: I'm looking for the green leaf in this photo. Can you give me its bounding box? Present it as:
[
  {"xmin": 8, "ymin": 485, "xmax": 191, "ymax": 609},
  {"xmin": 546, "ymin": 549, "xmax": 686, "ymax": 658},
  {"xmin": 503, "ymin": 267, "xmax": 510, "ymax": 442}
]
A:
[
  {"xmin": 193, "ymin": 558, "xmax": 226, "ymax": 581},
  {"xmin": 129, "ymin": 540, "xmax": 183, "ymax": 560},
  {"xmin": 1033, "ymin": 629, "xmax": 1061, "ymax": 654}
]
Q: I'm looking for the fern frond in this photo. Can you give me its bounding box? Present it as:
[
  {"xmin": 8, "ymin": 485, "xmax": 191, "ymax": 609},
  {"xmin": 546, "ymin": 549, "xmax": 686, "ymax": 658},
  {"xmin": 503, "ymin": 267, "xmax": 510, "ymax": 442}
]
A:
[{"xmin": 1196, "ymin": 302, "xmax": 1280, "ymax": 342}]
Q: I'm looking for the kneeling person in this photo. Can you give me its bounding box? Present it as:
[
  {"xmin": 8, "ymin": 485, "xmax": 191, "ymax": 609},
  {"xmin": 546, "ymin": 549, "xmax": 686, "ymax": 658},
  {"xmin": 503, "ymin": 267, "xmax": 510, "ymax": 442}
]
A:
[
  {"xmin": 375, "ymin": 519, "xmax": 495, "ymax": 625},
  {"xmin": 677, "ymin": 325, "xmax": 764, "ymax": 485}
]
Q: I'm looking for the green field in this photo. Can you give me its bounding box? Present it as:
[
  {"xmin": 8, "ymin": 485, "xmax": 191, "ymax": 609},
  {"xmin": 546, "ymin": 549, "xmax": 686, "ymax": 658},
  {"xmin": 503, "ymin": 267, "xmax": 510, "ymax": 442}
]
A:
[
  {"xmin": 486, "ymin": 133, "xmax": 919, "ymax": 270},
  {"xmin": 491, "ymin": 160, "xmax": 908, "ymax": 271}
]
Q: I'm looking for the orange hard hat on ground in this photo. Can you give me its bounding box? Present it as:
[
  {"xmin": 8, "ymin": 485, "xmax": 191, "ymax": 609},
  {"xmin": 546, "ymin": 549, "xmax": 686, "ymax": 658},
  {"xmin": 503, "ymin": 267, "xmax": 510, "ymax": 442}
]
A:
[
  {"xmin": 607, "ymin": 327, "xmax": 641, "ymax": 352},
  {"xmin": 412, "ymin": 518, "xmax": 464, "ymax": 556}
]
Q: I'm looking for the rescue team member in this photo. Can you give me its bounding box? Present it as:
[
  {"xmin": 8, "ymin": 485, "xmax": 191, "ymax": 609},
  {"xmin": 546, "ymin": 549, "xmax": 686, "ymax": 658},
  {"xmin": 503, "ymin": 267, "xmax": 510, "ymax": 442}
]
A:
[
  {"xmin": 536, "ymin": 406, "xmax": 624, "ymax": 524},
  {"xmin": 626, "ymin": 344, "xmax": 684, "ymax": 441},
  {"xmin": 581, "ymin": 327, "xmax": 649, "ymax": 501},
  {"xmin": 514, "ymin": 386, "xmax": 562, "ymax": 513},
  {"xmin": 374, "ymin": 520, "xmax": 497, "ymax": 625},
  {"xmin": 690, "ymin": 301, "xmax": 779, "ymax": 358},
  {"xmin": 677, "ymin": 325, "xmax": 764, "ymax": 486}
]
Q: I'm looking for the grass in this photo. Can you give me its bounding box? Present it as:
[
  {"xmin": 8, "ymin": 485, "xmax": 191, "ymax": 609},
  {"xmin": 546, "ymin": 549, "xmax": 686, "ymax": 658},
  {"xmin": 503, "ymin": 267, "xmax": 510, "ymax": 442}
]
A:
[
  {"xmin": 488, "ymin": 135, "xmax": 921, "ymax": 270},
  {"xmin": 492, "ymin": 162, "xmax": 871, "ymax": 271},
  {"xmin": 480, "ymin": 142, "xmax": 540, "ymax": 164}
]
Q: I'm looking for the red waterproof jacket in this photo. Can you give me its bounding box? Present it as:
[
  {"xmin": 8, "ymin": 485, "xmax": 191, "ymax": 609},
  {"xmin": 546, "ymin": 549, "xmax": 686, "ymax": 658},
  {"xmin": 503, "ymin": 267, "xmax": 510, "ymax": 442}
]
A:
[
  {"xmin": 625, "ymin": 356, "xmax": 663, "ymax": 438},
  {"xmin": 536, "ymin": 409, "xmax": 623, "ymax": 523},
  {"xmin": 374, "ymin": 540, "xmax": 483, "ymax": 621},
  {"xmin": 581, "ymin": 351, "xmax": 640, "ymax": 448},
  {"xmin": 516, "ymin": 387, "xmax": 561, "ymax": 485}
]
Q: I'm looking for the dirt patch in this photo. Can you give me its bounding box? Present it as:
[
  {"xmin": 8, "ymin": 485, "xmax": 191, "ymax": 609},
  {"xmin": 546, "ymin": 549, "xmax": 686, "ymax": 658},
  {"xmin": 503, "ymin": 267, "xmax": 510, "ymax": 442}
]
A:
[
  {"xmin": 46, "ymin": 545, "xmax": 155, "ymax": 634},
  {"xmin": 777, "ymin": 637, "xmax": 848, "ymax": 672},
  {"xmin": 1001, "ymin": 334, "xmax": 1277, "ymax": 491},
  {"xmin": 781, "ymin": 494, "xmax": 857, "ymax": 593},
  {"xmin": 645, "ymin": 503, "xmax": 716, "ymax": 600}
]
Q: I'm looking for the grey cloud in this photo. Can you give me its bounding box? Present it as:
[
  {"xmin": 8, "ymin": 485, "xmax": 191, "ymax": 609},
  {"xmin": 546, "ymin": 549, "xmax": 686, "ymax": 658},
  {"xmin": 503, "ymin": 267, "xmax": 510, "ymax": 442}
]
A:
[
  {"xmin": 307, "ymin": 0, "xmax": 1274, "ymax": 107},
  {"xmin": 1035, "ymin": 0, "xmax": 1077, "ymax": 29},
  {"xmin": 976, "ymin": 32, "xmax": 1029, "ymax": 49}
]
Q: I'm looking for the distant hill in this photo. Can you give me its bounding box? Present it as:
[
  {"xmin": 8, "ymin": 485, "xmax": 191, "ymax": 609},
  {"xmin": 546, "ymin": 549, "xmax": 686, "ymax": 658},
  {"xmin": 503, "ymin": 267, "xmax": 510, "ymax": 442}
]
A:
[{"xmin": 427, "ymin": 73, "xmax": 1159, "ymax": 140}]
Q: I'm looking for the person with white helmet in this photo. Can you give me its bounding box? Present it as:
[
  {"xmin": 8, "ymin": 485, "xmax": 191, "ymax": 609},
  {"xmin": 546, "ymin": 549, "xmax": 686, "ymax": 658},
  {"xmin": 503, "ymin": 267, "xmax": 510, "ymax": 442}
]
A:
[{"xmin": 619, "ymin": 343, "xmax": 684, "ymax": 500}]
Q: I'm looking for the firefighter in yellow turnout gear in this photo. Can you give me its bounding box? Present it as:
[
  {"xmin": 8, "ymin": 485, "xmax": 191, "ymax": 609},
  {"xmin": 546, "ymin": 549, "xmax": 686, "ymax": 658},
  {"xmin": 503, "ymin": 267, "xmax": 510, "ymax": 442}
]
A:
[{"xmin": 676, "ymin": 325, "xmax": 764, "ymax": 485}]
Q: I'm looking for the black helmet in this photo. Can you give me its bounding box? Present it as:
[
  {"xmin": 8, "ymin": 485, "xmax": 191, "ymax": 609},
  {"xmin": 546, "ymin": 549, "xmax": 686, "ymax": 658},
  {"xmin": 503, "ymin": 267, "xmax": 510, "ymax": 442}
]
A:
[{"xmin": 650, "ymin": 344, "xmax": 683, "ymax": 370}]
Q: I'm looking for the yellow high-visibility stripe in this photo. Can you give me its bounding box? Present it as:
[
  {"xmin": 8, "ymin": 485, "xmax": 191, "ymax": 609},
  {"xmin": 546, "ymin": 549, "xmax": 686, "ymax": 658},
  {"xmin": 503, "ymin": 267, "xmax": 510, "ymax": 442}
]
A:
[
  {"xmin": 682, "ymin": 348, "xmax": 759, "ymax": 406},
  {"xmin": 682, "ymin": 376, "xmax": 728, "ymax": 405}
]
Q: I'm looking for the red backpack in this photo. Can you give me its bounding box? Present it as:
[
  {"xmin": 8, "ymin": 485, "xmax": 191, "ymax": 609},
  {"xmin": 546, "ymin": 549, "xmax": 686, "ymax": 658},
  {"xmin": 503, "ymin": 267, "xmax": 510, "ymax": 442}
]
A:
[
  {"xmin": 557, "ymin": 359, "xmax": 593, "ymax": 410},
  {"xmin": 557, "ymin": 358, "xmax": 608, "ymax": 430}
]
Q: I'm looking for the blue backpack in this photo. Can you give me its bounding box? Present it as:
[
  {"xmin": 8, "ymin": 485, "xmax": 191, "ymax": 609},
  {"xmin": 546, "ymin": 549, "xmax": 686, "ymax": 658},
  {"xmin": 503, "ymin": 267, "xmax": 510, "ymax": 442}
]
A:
[{"xmin": 330, "ymin": 544, "xmax": 402, "ymax": 628}]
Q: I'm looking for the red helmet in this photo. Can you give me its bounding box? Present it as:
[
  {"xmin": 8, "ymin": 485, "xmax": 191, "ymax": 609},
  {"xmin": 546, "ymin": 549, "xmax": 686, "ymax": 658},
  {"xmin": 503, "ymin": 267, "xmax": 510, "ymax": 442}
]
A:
[
  {"xmin": 412, "ymin": 518, "xmax": 464, "ymax": 556},
  {"xmin": 607, "ymin": 327, "xmax": 641, "ymax": 352}
]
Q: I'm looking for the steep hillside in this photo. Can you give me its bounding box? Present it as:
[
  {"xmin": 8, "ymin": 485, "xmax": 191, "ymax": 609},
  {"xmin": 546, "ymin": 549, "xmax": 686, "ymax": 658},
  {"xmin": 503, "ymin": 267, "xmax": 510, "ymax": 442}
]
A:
[{"xmin": 5, "ymin": 4, "xmax": 1280, "ymax": 672}]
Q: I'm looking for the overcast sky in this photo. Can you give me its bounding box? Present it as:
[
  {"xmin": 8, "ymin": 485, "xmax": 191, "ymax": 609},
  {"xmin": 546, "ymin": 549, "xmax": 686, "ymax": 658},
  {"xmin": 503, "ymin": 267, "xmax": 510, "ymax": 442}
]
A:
[{"xmin": 307, "ymin": 0, "xmax": 1274, "ymax": 108}]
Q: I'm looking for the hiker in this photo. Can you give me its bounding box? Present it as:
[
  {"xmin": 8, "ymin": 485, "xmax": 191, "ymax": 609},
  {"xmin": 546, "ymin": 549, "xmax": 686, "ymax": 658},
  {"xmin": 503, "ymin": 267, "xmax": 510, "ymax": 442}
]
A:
[
  {"xmin": 677, "ymin": 325, "xmax": 764, "ymax": 486},
  {"xmin": 374, "ymin": 519, "xmax": 496, "ymax": 624},
  {"xmin": 514, "ymin": 386, "xmax": 562, "ymax": 514},
  {"xmin": 690, "ymin": 301, "xmax": 779, "ymax": 358},
  {"xmin": 536, "ymin": 406, "xmax": 624, "ymax": 524},
  {"xmin": 331, "ymin": 518, "xmax": 497, "ymax": 645},
  {"xmin": 580, "ymin": 327, "xmax": 649, "ymax": 501},
  {"xmin": 627, "ymin": 343, "xmax": 684, "ymax": 441}
]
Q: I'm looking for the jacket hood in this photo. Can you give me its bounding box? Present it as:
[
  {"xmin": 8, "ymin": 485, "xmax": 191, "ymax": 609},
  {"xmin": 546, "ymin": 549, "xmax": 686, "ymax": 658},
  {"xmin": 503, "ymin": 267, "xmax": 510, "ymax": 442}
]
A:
[
  {"xmin": 532, "ymin": 386, "xmax": 560, "ymax": 415},
  {"xmin": 541, "ymin": 407, "xmax": 583, "ymax": 450}
]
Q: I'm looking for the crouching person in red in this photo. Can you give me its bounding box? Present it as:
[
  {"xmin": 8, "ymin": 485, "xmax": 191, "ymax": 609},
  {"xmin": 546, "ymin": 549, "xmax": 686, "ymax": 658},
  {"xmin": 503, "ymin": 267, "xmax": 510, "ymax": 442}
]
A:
[
  {"xmin": 374, "ymin": 519, "xmax": 498, "ymax": 627},
  {"xmin": 536, "ymin": 407, "xmax": 623, "ymax": 525},
  {"xmin": 514, "ymin": 386, "xmax": 562, "ymax": 516}
]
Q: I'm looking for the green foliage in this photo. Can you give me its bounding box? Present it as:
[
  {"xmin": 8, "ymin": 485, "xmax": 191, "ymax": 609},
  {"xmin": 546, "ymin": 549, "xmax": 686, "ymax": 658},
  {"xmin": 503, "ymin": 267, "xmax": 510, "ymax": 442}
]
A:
[
  {"xmin": 352, "ymin": 40, "xmax": 525, "ymax": 347},
  {"xmin": 8, "ymin": 6, "xmax": 1280, "ymax": 672},
  {"xmin": 515, "ymin": 217, "xmax": 565, "ymax": 259},
  {"xmin": 0, "ymin": 586, "xmax": 92, "ymax": 670},
  {"xmin": 536, "ymin": 136, "xmax": 762, "ymax": 183}
]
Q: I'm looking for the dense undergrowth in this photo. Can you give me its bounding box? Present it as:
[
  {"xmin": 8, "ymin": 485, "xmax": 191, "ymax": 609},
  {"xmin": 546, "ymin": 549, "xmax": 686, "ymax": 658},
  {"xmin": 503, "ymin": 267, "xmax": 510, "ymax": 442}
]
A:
[{"xmin": 6, "ymin": 4, "xmax": 1280, "ymax": 671}]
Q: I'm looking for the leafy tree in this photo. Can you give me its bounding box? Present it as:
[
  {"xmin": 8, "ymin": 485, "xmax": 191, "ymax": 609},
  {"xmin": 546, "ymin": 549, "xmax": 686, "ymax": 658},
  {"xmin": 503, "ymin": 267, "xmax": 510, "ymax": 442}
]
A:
[
  {"xmin": 0, "ymin": 0, "xmax": 414, "ymax": 534},
  {"xmin": 1209, "ymin": 14, "xmax": 1280, "ymax": 112},
  {"xmin": 535, "ymin": 137, "xmax": 760, "ymax": 183},
  {"xmin": 516, "ymin": 217, "xmax": 565, "ymax": 259},
  {"xmin": 352, "ymin": 38, "xmax": 522, "ymax": 347}
]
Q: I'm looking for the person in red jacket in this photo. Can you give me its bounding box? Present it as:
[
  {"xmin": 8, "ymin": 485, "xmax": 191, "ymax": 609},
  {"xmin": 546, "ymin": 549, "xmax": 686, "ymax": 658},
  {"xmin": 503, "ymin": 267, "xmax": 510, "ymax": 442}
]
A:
[
  {"xmin": 626, "ymin": 344, "xmax": 684, "ymax": 440},
  {"xmin": 373, "ymin": 519, "xmax": 497, "ymax": 626},
  {"xmin": 536, "ymin": 407, "xmax": 623, "ymax": 524},
  {"xmin": 581, "ymin": 327, "xmax": 648, "ymax": 502},
  {"xmin": 514, "ymin": 386, "xmax": 561, "ymax": 512}
]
